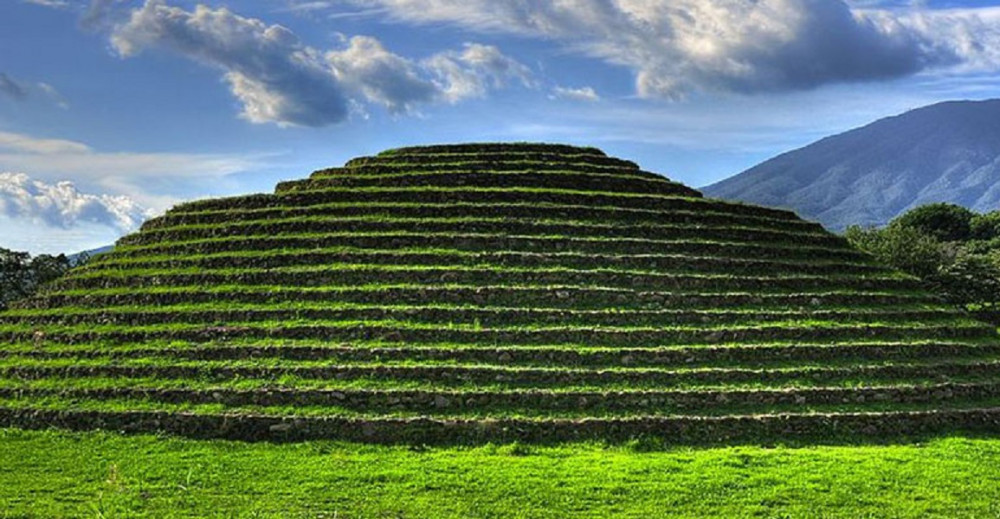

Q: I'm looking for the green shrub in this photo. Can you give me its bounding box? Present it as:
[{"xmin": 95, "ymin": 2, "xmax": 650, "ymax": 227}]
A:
[
  {"xmin": 889, "ymin": 203, "xmax": 975, "ymax": 242},
  {"xmin": 844, "ymin": 225, "xmax": 947, "ymax": 279},
  {"xmin": 927, "ymin": 253, "xmax": 1000, "ymax": 308},
  {"xmin": 970, "ymin": 211, "xmax": 1000, "ymax": 241}
]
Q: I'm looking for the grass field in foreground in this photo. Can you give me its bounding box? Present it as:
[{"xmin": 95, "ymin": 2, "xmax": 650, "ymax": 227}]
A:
[{"xmin": 3, "ymin": 429, "xmax": 1000, "ymax": 518}]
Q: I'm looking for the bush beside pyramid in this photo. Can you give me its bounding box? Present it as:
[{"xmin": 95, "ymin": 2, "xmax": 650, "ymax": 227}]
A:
[{"xmin": 1, "ymin": 143, "xmax": 998, "ymax": 443}]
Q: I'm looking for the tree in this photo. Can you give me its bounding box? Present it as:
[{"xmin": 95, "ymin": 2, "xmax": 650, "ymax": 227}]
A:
[
  {"xmin": 847, "ymin": 204, "xmax": 1000, "ymax": 326},
  {"xmin": 970, "ymin": 211, "xmax": 1000, "ymax": 241},
  {"xmin": 31, "ymin": 254, "xmax": 73, "ymax": 288},
  {"xmin": 0, "ymin": 248, "xmax": 33, "ymax": 308},
  {"xmin": 0, "ymin": 247, "xmax": 73, "ymax": 310},
  {"xmin": 889, "ymin": 203, "xmax": 975, "ymax": 242},
  {"xmin": 844, "ymin": 224, "xmax": 948, "ymax": 279},
  {"xmin": 926, "ymin": 253, "xmax": 1000, "ymax": 309}
]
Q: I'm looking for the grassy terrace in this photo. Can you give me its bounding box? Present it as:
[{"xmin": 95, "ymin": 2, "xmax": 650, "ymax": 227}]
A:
[
  {"xmin": 140, "ymin": 202, "xmax": 823, "ymax": 232},
  {"xmin": 72, "ymin": 251, "xmax": 888, "ymax": 278},
  {"xmin": 45, "ymin": 270, "xmax": 925, "ymax": 299},
  {"xmin": 0, "ymin": 307, "xmax": 968, "ymax": 334},
  {"xmin": 15, "ymin": 286, "xmax": 937, "ymax": 313},
  {"xmin": 144, "ymin": 210, "xmax": 828, "ymax": 236},
  {"xmin": 327, "ymin": 159, "xmax": 649, "ymax": 171},
  {"xmin": 2, "ymin": 320, "xmax": 991, "ymax": 346},
  {"xmin": 173, "ymin": 186, "xmax": 803, "ymax": 214},
  {"xmin": 5, "ymin": 392, "xmax": 1000, "ymax": 422},
  {"xmin": 3, "ymin": 143, "xmax": 999, "ymax": 446},
  {"xmin": 5, "ymin": 356, "xmax": 1000, "ymax": 390},
  {"xmin": 105, "ymin": 235, "xmax": 871, "ymax": 262},
  {"xmin": 150, "ymin": 197, "xmax": 801, "ymax": 218},
  {"xmin": 54, "ymin": 260, "xmax": 910, "ymax": 280},
  {"xmin": 274, "ymin": 174, "xmax": 697, "ymax": 199},
  {"xmin": 5, "ymin": 340, "xmax": 997, "ymax": 365},
  {"xmin": 115, "ymin": 219, "xmax": 843, "ymax": 249},
  {"xmin": 4, "ymin": 373, "xmax": 1000, "ymax": 398},
  {"xmin": 309, "ymin": 163, "xmax": 666, "ymax": 180},
  {"xmin": 0, "ymin": 300, "xmax": 959, "ymax": 320},
  {"xmin": 4, "ymin": 405, "xmax": 1000, "ymax": 446},
  {"xmin": 336, "ymin": 150, "xmax": 637, "ymax": 165}
]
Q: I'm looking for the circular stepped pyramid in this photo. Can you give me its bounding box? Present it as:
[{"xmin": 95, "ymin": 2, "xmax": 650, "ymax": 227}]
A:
[{"xmin": 1, "ymin": 143, "xmax": 999, "ymax": 444}]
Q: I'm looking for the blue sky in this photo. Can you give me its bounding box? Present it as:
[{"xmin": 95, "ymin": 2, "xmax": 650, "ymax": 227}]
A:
[{"xmin": 2, "ymin": 0, "xmax": 1000, "ymax": 253}]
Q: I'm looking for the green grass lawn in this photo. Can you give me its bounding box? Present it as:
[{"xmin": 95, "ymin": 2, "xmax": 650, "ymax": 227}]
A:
[{"xmin": 4, "ymin": 429, "xmax": 1000, "ymax": 518}]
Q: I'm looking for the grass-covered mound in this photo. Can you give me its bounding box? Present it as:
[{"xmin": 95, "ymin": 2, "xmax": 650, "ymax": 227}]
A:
[{"xmin": 1, "ymin": 143, "xmax": 998, "ymax": 443}]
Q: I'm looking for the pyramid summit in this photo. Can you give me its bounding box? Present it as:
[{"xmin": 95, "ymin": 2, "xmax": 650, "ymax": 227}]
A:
[{"xmin": 1, "ymin": 143, "xmax": 999, "ymax": 444}]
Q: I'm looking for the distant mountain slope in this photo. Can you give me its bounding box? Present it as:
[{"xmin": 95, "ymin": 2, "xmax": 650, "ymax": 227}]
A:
[
  {"xmin": 68, "ymin": 245, "xmax": 113, "ymax": 264},
  {"xmin": 702, "ymin": 99, "xmax": 1000, "ymax": 231}
]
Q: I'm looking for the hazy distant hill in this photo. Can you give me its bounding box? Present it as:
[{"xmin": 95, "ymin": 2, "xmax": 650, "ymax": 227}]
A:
[
  {"xmin": 702, "ymin": 99, "xmax": 1000, "ymax": 231},
  {"xmin": 68, "ymin": 245, "xmax": 113, "ymax": 264}
]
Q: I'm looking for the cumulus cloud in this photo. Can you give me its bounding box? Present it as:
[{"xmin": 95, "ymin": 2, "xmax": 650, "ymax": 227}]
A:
[
  {"xmin": 111, "ymin": 1, "xmax": 350, "ymax": 127},
  {"xmin": 424, "ymin": 43, "xmax": 535, "ymax": 102},
  {"xmin": 108, "ymin": 1, "xmax": 532, "ymax": 126},
  {"xmin": 0, "ymin": 73, "xmax": 28, "ymax": 101},
  {"xmin": 0, "ymin": 130, "xmax": 260, "ymax": 213},
  {"xmin": 336, "ymin": 0, "xmax": 1000, "ymax": 97},
  {"xmin": 81, "ymin": 0, "xmax": 120, "ymax": 30},
  {"xmin": 326, "ymin": 35, "xmax": 436, "ymax": 112},
  {"xmin": 0, "ymin": 172, "xmax": 151, "ymax": 232},
  {"xmin": 551, "ymin": 86, "xmax": 600, "ymax": 102}
]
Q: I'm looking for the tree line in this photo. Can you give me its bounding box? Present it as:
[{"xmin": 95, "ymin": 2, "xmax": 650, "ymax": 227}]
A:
[
  {"xmin": 846, "ymin": 204, "xmax": 1000, "ymax": 324},
  {"xmin": 0, "ymin": 248, "xmax": 83, "ymax": 311}
]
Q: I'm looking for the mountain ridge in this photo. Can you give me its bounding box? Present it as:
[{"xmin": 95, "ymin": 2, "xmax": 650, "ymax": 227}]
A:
[{"xmin": 703, "ymin": 99, "xmax": 1000, "ymax": 231}]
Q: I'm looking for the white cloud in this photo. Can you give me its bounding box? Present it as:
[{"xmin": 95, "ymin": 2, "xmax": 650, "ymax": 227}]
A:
[
  {"xmin": 284, "ymin": 1, "xmax": 336, "ymax": 13},
  {"xmin": 326, "ymin": 35, "xmax": 436, "ymax": 112},
  {"xmin": 107, "ymin": 1, "xmax": 532, "ymax": 127},
  {"xmin": 897, "ymin": 7, "xmax": 1000, "ymax": 73},
  {"xmin": 335, "ymin": 0, "xmax": 1000, "ymax": 97},
  {"xmin": 111, "ymin": 1, "xmax": 350, "ymax": 127},
  {"xmin": 0, "ymin": 131, "xmax": 260, "ymax": 212},
  {"xmin": 0, "ymin": 172, "xmax": 151, "ymax": 232},
  {"xmin": 0, "ymin": 132, "xmax": 91, "ymax": 155},
  {"xmin": 551, "ymin": 86, "xmax": 600, "ymax": 102},
  {"xmin": 20, "ymin": 0, "xmax": 69, "ymax": 8},
  {"xmin": 424, "ymin": 43, "xmax": 535, "ymax": 102}
]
